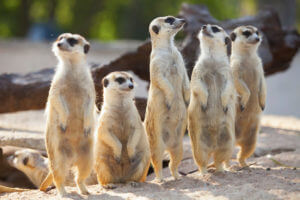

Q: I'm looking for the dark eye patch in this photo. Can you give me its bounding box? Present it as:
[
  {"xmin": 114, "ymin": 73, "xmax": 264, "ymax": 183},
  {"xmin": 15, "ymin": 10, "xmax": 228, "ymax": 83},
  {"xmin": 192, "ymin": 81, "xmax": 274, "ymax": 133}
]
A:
[
  {"xmin": 211, "ymin": 26, "xmax": 220, "ymax": 33},
  {"xmin": 242, "ymin": 30, "xmax": 251, "ymax": 37},
  {"xmin": 256, "ymin": 31, "xmax": 259, "ymax": 35},
  {"xmin": 165, "ymin": 17, "xmax": 175, "ymax": 25},
  {"xmin": 23, "ymin": 157, "xmax": 29, "ymax": 165},
  {"xmin": 129, "ymin": 77, "xmax": 133, "ymax": 82},
  {"xmin": 115, "ymin": 77, "xmax": 126, "ymax": 84},
  {"xmin": 67, "ymin": 38, "xmax": 78, "ymax": 46}
]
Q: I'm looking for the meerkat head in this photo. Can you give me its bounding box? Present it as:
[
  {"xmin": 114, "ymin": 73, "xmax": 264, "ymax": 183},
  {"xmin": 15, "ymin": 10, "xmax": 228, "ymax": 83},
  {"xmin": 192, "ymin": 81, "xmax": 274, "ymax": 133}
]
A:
[
  {"xmin": 7, "ymin": 149, "xmax": 48, "ymax": 173},
  {"xmin": 52, "ymin": 33, "xmax": 90, "ymax": 60},
  {"xmin": 230, "ymin": 25, "xmax": 261, "ymax": 50},
  {"xmin": 102, "ymin": 71, "xmax": 135, "ymax": 97},
  {"xmin": 149, "ymin": 16, "xmax": 186, "ymax": 40},
  {"xmin": 198, "ymin": 24, "xmax": 230, "ymax": 53}
]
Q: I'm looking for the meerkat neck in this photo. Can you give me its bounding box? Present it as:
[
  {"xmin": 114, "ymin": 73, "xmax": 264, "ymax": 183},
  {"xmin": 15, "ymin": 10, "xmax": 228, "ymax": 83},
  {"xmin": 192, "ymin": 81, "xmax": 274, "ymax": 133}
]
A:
[
  {"xmin": 103, "ymin": 91, "xmax": 134, "ymax": 108},
  {"xmin": 231, "ymin": 44, "xmax": 258, "ymax": 58},
  {"xmin": 200, "ymin": 42, "xmax": 228, "ymax": 62},
  {"xmin": 58, "ymin": 55, "xmax": 87, "ymax": 68},
  {"xmin": 151, "ymin": 36, "xmax": 175, "ymax": 50}
]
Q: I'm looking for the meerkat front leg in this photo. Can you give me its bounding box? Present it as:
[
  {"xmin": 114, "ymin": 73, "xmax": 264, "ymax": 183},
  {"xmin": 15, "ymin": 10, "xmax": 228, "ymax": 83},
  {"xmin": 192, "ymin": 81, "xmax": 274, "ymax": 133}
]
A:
[
  {"xmin": 221, "ymin": 77, "xmax": 234, "ymax": 113},
  {"xmin": 127, "ymin": 126, "xmax": 141, "ymax": 162},
  {"xmin": 258, "ymin": 77, "xmax": 266, "ymax": 111},
  {"xmin": 51, "ymin": 94, "xmax": 69, "ymax": 132},
  {"xmin": 101, "ymin": 128, "xmax": 122, "ymax": 162},
  {"xmin": 233, "ymin": 70, "xmax": 250, "ymax": 111},
  {"xmin": 83, "ymin": 96, "xmax": 94, "ymax": 136},
  {"xmin": 192, "ymin": 78, "xmax": 208, "ymax": 111},
  {"xmin": 151, "ymin": 61, "xmax": 174, "ymax": 109}
]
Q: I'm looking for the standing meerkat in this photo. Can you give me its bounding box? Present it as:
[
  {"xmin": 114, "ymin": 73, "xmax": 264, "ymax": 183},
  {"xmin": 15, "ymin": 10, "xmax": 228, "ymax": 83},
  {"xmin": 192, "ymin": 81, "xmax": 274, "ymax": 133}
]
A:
[
  {"xmin": 230, "ymin": 25, "xmax": 266, "ymax": 167},
  {"xmin": 95, "ymin": 71, "xmax": 150, "ymax": 189},
  {"xmin": 145, "ymin": 16, "xmax": 190, "ymax": 182},
  {"xmin": 188, "ymin": 24, "xmax": 236, "ymax": 174},
  {"xmin": 42, "ymin": 33, "xmax": 96, "ymax": 197}
]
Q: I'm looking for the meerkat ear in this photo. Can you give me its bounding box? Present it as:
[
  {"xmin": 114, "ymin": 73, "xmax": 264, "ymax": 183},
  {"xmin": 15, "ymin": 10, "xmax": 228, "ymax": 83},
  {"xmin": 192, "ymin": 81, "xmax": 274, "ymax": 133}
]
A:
[
  {"xmin": 84, "ymin": 44, "xmax": 90, "ymax": 54},
  {"xmin": 230, "ymin": 32, "xmax": 236, "ymax": 42},
  {"xmin": 152, "ymin": 25, "xmax": 160, "ymax": 34},
  {"xmin": 225, "ymin": 36, "xmax": 231, "ymax": 45},
  {"xmin": 23, "ymin": 157, "xmax": 29, "ymax": 165},
  {"xmin": 102, "ymin": 78, "xmax": 109, "ymax": 88}
]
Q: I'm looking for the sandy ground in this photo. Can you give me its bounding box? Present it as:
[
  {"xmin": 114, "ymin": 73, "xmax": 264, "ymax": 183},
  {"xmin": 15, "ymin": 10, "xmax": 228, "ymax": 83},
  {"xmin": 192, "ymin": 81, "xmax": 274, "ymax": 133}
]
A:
[{"xmin": 0, "ymin": 113, "xmax": 299, "ymax": 200}]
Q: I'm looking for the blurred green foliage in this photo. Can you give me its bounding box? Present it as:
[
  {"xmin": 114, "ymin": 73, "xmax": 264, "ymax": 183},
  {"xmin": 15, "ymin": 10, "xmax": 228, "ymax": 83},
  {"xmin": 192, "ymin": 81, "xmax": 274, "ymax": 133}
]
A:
[{"xmin": 0, "ymin": 0, "xmax": 298, "ymax": 40}]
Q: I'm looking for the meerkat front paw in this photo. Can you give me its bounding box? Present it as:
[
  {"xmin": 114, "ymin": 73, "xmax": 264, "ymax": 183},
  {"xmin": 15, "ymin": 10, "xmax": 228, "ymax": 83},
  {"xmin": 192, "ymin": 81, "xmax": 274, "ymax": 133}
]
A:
[
  {"xmin": 127, "ymin": 146, "xmax": 136, "ymax": 163},
  {"xmin": 60, "ymin": 123, "xmax": 67, "ymax": 133},
  {"xmin": 240, "ymin": 104, "xmax": 245, "ymax": 112},
  {"xmin": 201, "ymin": 104, "xmax": 207, "ymax": 112},
  {"xmin": 84, "ymin": 127, "xmax": 91, "ymax": 137},
  {"xmin": 223, "ymin": 106, "xmax": 228, "ymax": 113}
]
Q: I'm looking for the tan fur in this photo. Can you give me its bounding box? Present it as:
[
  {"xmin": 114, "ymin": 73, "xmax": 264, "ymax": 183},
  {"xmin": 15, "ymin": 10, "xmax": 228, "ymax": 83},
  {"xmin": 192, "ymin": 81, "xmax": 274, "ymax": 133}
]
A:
[
  {"xmin": 45, "ymin": 33, "xmax": 96, "ymax": 196},
  {"xmin": 145, "ymin": 16, "xmax": 190, "ymax": 181},
  {"xmin": 188, "ymin": 24, "xmax": 236, "ymax": 174},
  {"xmin": 95, "ymin": 72, "xmax": 150, "ymax": 188},
  {"xmin": 230, "ymin": 26, "xmax": 266, "ymax": 167},
  {"xmin": 7, "ymin": 148, "xmax": 48, "ymax": 188},
  {"xmin": 0, "ymin": 185, "xmax": 29, "ymax": 193}
]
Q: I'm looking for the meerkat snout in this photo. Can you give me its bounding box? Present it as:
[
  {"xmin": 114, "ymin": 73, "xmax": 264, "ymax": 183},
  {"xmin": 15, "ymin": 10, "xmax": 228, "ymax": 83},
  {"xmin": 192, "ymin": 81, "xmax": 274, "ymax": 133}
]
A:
[{"xmin": 53, "ymin": 33, "xmax": 90, "ymax": 57}]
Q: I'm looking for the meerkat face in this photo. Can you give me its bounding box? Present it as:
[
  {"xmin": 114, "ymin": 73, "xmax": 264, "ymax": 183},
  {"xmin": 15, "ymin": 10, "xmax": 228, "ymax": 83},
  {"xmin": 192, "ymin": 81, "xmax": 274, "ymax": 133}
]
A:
[
  {"xmin": 230, "ymin": 26, "xmax": 261, "ymax": 46},
  {"xmin": 198, "ymin": 24, "xmax": 230, "ymax": 48},
  {"xmin": 102, "ymin": 71, "xmax": 135, "ymax": 95},
  {"xmin": 7, "ymin": 149, "xmax": 46, "ymax": 171},
  {"xmin": 149, "ymin": 16, "xmax": 186, "ymax": 38},
  {"xmin": 52, "ymin": 33, "xmax": 90, "ymax": 57}
]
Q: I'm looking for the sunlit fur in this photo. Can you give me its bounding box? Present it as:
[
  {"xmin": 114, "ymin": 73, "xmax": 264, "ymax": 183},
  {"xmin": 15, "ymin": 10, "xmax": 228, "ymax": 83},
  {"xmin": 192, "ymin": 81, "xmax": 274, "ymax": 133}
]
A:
[
  {"xmin": 230, "ymin": 25, "xmax": 266, "ymax": 167},
  {"xmin": 188, "ymin": 24, "xmax": 236, "ymax": 174},
  {"xmin": 145, "ymin": 16, "xmax": 190, "ymax": 182}
]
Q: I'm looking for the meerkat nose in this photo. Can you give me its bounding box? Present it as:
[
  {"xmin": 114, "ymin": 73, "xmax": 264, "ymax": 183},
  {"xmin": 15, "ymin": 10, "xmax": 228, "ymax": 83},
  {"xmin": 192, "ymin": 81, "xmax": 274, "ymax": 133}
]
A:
[
  {"xmin": 256, "ymin": 37, "xmax": 260, "ymax": 42},
  {"xmin": 180, "ymin": 19, "xmax": 186, "ymax": 24},
  {"xmin": 57, "ymin": 43, "xmax": 62, "ymax": 47},
  {"xmin": 129, "ymin": 84, "xmax": 134, "ymax": 89},
  {"xmin": 202, "ymin": 25, "xmax": 207, "ymax": 30}
]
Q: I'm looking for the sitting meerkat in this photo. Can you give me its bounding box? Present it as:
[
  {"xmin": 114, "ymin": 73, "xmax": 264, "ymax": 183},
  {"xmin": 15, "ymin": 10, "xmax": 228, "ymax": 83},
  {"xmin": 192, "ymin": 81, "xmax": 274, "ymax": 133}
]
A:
[
  {"xmin": 95, "ymin": 71, "xmax": 150, "ymax": 189},
  {"xmin": 42, "ymin": 33, "xmax": 96, "ymax": 197},
  {"xmin": 230, "ymin": 25, "xmax": 266, "ymax": 167},
  {"xmin": 144, "ymin": 16, "xmax": 190, "ymax": 182},
  {"xmin": 188, "ymin": 24, "xmax": 236, "ymax": 174}
]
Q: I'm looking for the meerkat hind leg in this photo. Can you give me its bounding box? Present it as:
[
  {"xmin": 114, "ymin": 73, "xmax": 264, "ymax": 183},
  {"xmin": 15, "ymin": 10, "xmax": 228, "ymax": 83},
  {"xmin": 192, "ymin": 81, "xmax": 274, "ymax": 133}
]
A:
[
  {"xmin": 151, "ymin": 139, "xmax": 164, "ymax": 182},
  {"xmin": 168, "ymin": 143, "xmax": 183, "ymax": 180},
  {"xmin": 52, "ymin": 168, "xmax": 67, "ymax": 197}
]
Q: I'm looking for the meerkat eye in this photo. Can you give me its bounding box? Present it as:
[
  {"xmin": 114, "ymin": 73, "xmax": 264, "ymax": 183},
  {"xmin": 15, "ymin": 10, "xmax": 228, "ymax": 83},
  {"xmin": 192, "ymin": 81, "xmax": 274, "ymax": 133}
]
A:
[
  {"xmin": 256, "ymin": 31, "xmax": 259, "ymax": 35},
  {"xmin": 211, "ymin": 26, "xmax": 220, "ymax": 33},
  {"xmin": 129, "ymin": 77, "xmax": 133, "ymax": 82},
  {"xmin": 115, "ymin": 77, "xmax": 126, "ymax": 84},
  {"xmin": 23, "ymin": 157, "xmax": 29, "ymax": 165},
  {"xmin": 165, "ymin": 17, "xmax": 175, "ymax": 25},
  {"xmin": 67, "ymin": 38, "xmax": 78, "ymax": 46},
  {"xmin": 242, "ymin": 30, "xmax": 251, "ymax": 38}
]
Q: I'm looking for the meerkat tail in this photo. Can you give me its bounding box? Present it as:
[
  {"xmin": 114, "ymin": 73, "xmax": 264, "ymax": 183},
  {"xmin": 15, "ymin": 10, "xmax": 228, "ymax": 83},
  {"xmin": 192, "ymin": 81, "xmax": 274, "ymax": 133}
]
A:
[
  {"xmin": 0, "ymin": 185, "xmax": 30, "ymax": 193},
  {"xmin": 39, "ymin": 172, "xmax": 53, "ymax": 192}
]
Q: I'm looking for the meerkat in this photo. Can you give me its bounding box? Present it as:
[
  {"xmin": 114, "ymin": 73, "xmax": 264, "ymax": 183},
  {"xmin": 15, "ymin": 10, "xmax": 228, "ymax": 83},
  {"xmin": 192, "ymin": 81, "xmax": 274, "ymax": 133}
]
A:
[
  {"xmin": 7, "ymin": 148, "xmax": 48, "ymax": 188},
  {"xmin": 43, "ymin": 33, "xmax": 96, "ymax": 197},
  {"xmin": 0, "ymin": 185, "xmax": 29, "ymax": 194},
  {"xmin": 230, "ymin": 25, "xmax": 266, "ymax": 167},
  {"xmin": 188, "ymin": 24, "xmax": 236, "ymax": 174},
  {"xmin": 144, "ymin": 16, "xmax": 190, "ymax": 182},
  {"xmin": 3, "ymin": 148, "xmax": 98, "ymax": 191},
  {"xmin": 95, "ymin": 71, "xmax": 150, "ymax": 189}
]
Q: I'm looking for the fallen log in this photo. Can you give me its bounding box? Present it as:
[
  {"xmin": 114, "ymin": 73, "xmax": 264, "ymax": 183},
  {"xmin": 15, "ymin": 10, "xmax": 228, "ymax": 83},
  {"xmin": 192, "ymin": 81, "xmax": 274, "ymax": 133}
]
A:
[{"xmin": 0, "ymin": 3, "xmax": 299, "ymax": 117}]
